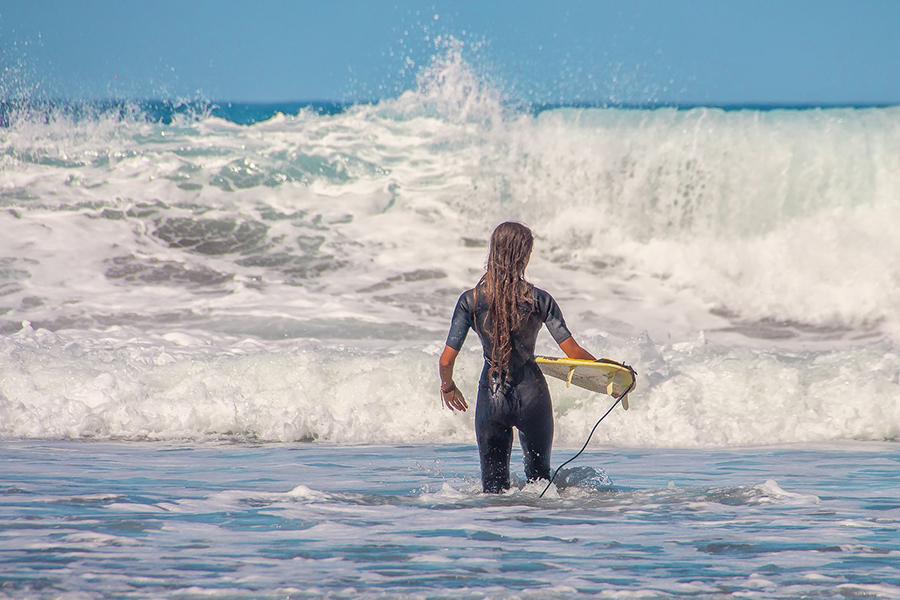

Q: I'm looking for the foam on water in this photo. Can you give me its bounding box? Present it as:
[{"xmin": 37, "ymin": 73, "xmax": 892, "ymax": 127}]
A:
[
  {"xmin": 2, "ymin": 44, "xmax": 900, "ymax": 445},
  {"xmin": 2, "ymin": 323, "xmax": 899, "ymax": 445}
]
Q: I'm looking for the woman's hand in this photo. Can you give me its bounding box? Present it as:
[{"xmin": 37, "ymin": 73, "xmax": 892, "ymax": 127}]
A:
[
  {"xmin": 439, "ymin": 345, "xmax": 467, "ymax": 411},
  {"xmin": 441, "ymin": 385, "xmax": 468, "ymax": 412}
]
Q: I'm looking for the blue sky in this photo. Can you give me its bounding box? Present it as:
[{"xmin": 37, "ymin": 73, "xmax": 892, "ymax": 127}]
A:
[{"xmin": 2, "ymin": 0, "xmax": 899, "ymax": 107}]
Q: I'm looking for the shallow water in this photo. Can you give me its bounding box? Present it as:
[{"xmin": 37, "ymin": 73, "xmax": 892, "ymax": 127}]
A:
[{"xmin": 2, "ymin": 441, "xmax": 898, "ymax": 598}]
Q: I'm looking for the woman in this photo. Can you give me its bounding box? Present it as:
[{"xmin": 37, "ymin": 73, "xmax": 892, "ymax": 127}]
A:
[{"xmin": 439, "ymin": 222, "xmax": 596, "ymax": 493}]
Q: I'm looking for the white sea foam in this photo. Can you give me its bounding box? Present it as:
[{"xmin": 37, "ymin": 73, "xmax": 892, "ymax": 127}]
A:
[
  {"xmin": 1, "ymin": 322, "xmax": 898, "ymax": 445},
  {"xmin": 2, "ymin": 46, "xmax": 899, "ymax": 445}
]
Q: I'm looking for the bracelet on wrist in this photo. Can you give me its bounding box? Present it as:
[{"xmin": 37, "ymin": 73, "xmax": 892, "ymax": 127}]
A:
[{"xmin": 440, "ymin": 381, "xmax": 456, "ymax": 393}]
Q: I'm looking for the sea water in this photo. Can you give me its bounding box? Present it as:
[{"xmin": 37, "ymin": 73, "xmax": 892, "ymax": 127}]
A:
[
  {"xmin": 3, "ymin": 441, "xmax": 899, "ymax": 598},
  {"xmin": 1, "ymin": 46, "xmax": 900, "ymax": 597}
]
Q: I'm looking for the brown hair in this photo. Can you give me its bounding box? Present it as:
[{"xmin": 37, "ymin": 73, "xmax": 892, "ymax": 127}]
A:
[{"xmin": 478, "ymin": 221, "xmax": 535, "ymax": 381}]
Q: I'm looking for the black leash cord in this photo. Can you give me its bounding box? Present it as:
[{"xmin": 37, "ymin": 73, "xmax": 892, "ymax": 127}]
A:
[{"xmin": 539, "ymin": 365, "xmax": 636, "ymax": 498}]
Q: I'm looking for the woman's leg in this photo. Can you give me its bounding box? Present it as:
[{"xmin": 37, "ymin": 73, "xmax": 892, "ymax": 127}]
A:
[
  {"xmin": 515, "ymin": 365, "xmax": 554, "ymax": 482},
  {"xmin": 475, "ymin": 375, "xmax": 514, "ymax": 493}
]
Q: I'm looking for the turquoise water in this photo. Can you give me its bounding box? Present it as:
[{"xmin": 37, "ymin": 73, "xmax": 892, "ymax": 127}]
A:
[{"xmin": 2, "ymin": 441, "xmax": 898, "ymax": 598}]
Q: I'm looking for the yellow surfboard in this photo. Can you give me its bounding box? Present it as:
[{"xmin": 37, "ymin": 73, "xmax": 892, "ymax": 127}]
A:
[{"xmin": 535, "ymin": 356, "xmax": 636, "ymax": 410}]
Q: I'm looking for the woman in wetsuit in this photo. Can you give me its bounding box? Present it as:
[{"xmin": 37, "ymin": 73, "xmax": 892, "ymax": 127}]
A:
[{"xmin": 438, "ymin": 221, "xmax": 596, "ymax": 493}]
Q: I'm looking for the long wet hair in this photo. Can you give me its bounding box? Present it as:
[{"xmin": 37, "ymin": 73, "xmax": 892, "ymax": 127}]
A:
[{"xmin": 478, "ymin": 221, "xmax": 535, "ymax": 381}]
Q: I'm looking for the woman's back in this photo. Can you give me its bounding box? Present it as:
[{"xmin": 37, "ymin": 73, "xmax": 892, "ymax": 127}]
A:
[{"xmin": 451, "ymin": 284, "xmax": 573, "ymax": 379}]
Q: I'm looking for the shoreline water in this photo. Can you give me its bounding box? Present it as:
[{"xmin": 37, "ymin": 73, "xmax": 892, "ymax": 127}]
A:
[{"xmin": 2, "ymin": 440, "xmax": 898, "ymax": 598}]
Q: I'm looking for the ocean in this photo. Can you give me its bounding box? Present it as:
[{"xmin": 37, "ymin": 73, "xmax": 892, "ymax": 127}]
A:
[{"xmin": 1, "ymin": 48, "xmax": 899, "ymax": 597}]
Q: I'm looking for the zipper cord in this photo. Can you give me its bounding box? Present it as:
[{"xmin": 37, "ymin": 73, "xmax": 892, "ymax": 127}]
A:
[{"xmin": 539, "ymin": 363, "xmax": 636, "ymax": 498}]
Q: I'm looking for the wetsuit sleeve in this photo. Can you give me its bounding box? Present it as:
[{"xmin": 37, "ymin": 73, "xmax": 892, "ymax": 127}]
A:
[
  {"xmin": 445, "ymin": 290, "xmax": 474, "ymax": 350},
  {"xmin": 536, "ymin": 288, "xmax": 573, "ymax": 344}
]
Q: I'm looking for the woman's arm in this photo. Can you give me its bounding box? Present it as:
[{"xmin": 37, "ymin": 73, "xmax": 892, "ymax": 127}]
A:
[
  {"xmin": 438, "ymin": 345, "xmax": 468, "ymax": 412},
  {"xmin": 558, "ymin": 336, "xmax": 596, "ymax": 361}
]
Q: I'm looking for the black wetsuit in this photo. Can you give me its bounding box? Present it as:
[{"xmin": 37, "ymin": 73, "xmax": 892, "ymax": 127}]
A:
[{"xmin": 445, "ymin": 284, "xmax": 573, "ymax": 493}]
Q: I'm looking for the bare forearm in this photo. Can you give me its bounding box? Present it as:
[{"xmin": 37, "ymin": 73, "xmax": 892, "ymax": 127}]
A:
[
  {"xmin": 439, "ymin": 345, "xmax": 459, "ymax": 390},
  {"xmin": 438, "ymin": 345, "xmax": 467, "ymax": 411},
  {"xmin": 559, "ymin": 336, "xmax": 596, "ymax": 361}
]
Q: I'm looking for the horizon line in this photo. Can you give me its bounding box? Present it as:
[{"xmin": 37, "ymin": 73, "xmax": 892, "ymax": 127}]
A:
[{"xmin": 3, "ymin": 98, "xmax": 900, "ymax": 111}]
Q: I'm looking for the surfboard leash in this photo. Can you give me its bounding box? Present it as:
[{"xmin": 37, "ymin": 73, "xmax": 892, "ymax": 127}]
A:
[{"xmin": 539, "ymin": 362, "xmax": 637, "ymax": 498}]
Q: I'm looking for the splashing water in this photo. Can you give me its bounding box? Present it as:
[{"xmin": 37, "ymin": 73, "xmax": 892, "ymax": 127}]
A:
[{"xmin": 1, "ymin": 42, "xmax": 900, "ymax": 445}]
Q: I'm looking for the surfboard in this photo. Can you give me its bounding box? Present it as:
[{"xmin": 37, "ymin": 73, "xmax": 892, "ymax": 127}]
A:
[{"xmin": 535, "ymin": 356, "xmax": 636, "ymax": 410}]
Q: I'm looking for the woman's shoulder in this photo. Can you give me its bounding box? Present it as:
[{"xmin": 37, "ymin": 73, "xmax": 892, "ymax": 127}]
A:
[
  {"xmin": 455, "ymin": 286, "xmax": 477, "ymax": 306},
  {"xmin": 531, "ymin": 285, "xmax": 555, "ymax": 301},
  {"xmin": 529, "ymin": 286, "xmax": 561, "ymax": 311}
]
